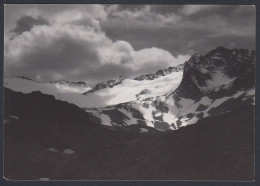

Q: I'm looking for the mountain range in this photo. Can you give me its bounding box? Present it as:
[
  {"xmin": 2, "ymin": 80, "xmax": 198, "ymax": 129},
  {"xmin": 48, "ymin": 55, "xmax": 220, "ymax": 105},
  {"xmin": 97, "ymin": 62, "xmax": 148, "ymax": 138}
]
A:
[{"xmin": 3, "ymin": 47, "xmax": 255, "ymax": 180}]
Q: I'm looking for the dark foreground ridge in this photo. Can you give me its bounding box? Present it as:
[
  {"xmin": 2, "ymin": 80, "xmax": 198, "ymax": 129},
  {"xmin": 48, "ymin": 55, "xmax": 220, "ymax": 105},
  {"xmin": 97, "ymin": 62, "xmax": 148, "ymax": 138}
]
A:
[{"xmin": 4, "ymin": 88, "xmax": 254, "ymax": 180}]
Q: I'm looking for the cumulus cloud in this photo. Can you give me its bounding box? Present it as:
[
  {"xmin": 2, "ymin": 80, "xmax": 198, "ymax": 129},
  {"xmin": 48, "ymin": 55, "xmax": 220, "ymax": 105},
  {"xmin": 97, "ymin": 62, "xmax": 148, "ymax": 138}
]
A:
[
  {"xmin": 4, "ymin": 5, "xmax": 255, "ymax": 84},
  {"xmin": 100, "ymin": 40, "xmax": 189, "ymax": 71},
  {"xmin": 11, "ymin": 15, "xmax": 49, "ymax": 35},
  {"xmin": 5, "ymin": 7, "xmax": 189, "ymax": 84}
]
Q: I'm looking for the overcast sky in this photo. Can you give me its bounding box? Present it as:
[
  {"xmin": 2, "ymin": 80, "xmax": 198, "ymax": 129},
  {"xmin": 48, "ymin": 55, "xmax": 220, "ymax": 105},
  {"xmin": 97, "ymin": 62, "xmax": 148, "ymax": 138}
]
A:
[{"xmin": 4, "ymin": 4, "xmax": 256, "ymax": 84}]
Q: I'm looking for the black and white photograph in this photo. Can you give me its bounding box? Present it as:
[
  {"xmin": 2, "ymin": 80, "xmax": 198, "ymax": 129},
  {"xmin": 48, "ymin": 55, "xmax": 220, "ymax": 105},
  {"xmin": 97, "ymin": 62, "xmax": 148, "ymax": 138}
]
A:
[{"xmin": 3, "ymin": 4, "xmax": 256, "ymax": 180}]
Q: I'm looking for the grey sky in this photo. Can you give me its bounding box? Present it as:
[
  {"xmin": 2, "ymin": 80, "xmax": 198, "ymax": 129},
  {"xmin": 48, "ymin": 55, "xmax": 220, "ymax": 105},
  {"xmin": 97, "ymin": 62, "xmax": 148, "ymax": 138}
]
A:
[{"xmin": 4, "ymin": 4, "xmax": 256, "ymax": 84}]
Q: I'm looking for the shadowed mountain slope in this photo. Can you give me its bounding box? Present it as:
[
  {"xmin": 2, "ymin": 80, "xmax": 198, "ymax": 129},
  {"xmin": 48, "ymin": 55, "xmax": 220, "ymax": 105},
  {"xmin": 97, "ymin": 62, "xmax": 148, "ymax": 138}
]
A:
[{"xmin": 4, "ymin": 88, "xmax": 254, "ymax": 180}]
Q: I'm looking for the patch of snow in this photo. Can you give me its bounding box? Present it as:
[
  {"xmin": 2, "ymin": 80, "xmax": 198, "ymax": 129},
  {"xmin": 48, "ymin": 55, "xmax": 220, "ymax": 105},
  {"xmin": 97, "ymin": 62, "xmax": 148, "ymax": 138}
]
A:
[
  {"xmin": 100, "ymin": 114, "xmax": 112, "ymax": 126},
  {"xmin": 180, "ymin": 116, "xmax": 199, "ymax": 127},
  {"xmin": 212, "ymin": 97, "xmax": 231, "ymax": 107},
  {"xmin": 9, "ymin": 115, "xmax": 19, "ymax": 120},
  {"xmin": 164, "ymin": 96, "xmax": 212, "ymax": 128},
  {"xmin": 200, "ymin": 97, "xmax": 212, "ymax": 105},
  {"xmin": 211, "ymin": 55, "xmax": 224, "ymax": 60},
  {"xmin": 246, "ymin": 89, "xmax": 255, "ymax": 96},
  {"xmin": 154, "ymin": 112, "xmax": 162, "ymax": 117},
  {"xmin": 63, "ymin": 149, "xmax": 74, "ymax": 154},
  {"xmin": 136, "ymin": 95, "xmax": 214, "ymax": 130},
  {"xmin": 165, "ymin": 96, "xmax": 175, "ymax": 106},
  {"xmin": 195, "ymin": 70, "xmax": 237, "ymax": 93},
  {"xmin": 140, "ymin": 128, "xmax": 149, "ymax": 133},
  {"xmin": 179, "ymin": 98, "xmax": 195, "ymax": 108},
  {"xmin": 245, "ymin": 89, "xmax": 255, "ymax": 105},
  {"xmin": 162, "ymin": 112, "xmax": 176, "ymax": 125},
  {"xmin": 177, "ymin": 98, "xmax": 196, "ymax": 116},
  {"xmin": 233, "ymin": 91, "xmax": 245, "ymax": 98},
  {"xmin": 136, "ymin": 104, "xmax": 155, "ymax": 128},
  {"xmin": 46, "ymin": 147, "xmax": 58, "ymax": 153},
  {"xmin": 169, "ymin": 126, "xmax": 175, "ymax": 130}
]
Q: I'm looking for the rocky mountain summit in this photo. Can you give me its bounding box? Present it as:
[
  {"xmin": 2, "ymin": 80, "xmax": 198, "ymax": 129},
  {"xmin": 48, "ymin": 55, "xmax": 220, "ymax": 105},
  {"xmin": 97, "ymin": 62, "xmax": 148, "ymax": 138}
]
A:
[
  {"xmin": 49, "ymin": 80, "xmax": 90, "ymax": 88},
  {"xmin": 134, "ymin": 64, "xmax": 184, "ymax": 81},
  {"xmin": 176, "ymin": 47, "xmax": 255, "ymax": 99}
]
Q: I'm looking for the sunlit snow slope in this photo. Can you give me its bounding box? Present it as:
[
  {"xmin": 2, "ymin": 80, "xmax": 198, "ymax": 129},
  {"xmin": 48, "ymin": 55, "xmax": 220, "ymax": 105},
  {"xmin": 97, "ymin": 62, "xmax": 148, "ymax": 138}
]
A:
[
  {"xmin": 4, "ymin": 70, "xmax": 183, "ymax": 108},
  {"xmin": 82, "ymin": 71, "xmax": 183, "ymax": 107}
]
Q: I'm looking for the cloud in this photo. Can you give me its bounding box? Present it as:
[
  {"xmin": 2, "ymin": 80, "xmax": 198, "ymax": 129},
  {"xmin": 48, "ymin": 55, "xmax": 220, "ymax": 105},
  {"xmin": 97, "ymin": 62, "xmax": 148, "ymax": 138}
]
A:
[
  {"xmin": 5, "ymin": 8, "xmax": 189, "ymax": 84},
  {"xmin": 11, "ymin": 15, "xmax": 49, "ymax": 35},
  {"xmin": 100, "ymin": 40, "xmax": 189, "ymax": 71},
  {"xmin": 180, "ymin": 5, "xmax": 219, "ymax": 16},
  {"xmin": 102, "ymin": 5, "xmax": 255, "ymax": 55},
  {"xmin": 108, "ymin": 5, "xmax": 180, "ymax": 26},
  {"xmin": 4, "ymin": 5, "xmax": 255, "ymax": 84}
]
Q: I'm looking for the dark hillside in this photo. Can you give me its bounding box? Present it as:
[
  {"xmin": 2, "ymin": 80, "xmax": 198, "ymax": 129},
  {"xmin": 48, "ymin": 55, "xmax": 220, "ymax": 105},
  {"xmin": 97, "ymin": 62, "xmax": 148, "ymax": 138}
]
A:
[{"xmin": 4, "ymin": 88, "xmax": 254, "ymax": 180}]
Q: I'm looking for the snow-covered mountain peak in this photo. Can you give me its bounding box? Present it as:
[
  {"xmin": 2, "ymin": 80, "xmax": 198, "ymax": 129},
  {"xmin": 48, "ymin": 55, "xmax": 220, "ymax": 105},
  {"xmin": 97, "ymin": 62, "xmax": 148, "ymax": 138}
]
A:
[
  {"xmin": 87, "ymin": 47, "xmax": 255, "ymax": 131},
  {"xmin": 178, "ymin": 47, "xmax": 255, "ymax": 98},
  {"xmin": 185, "ymin": 47, "xmax": 254, "ymax": 71}
]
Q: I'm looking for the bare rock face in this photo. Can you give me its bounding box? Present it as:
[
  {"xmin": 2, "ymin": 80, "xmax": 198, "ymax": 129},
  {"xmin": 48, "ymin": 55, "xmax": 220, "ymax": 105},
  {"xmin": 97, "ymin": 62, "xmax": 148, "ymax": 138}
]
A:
[
  {"xmin": 176, "ymin": 47, "xmax": 255, "ymax": 100},
  {"xmin": 134, "ymin": 64, "xmax": 184, "ymax": 81},
  {"xmin": 83, "ymin": 76, "xmax": 125, "ymax": 94}
]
